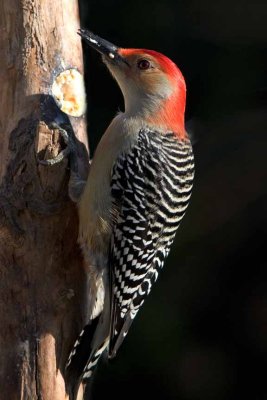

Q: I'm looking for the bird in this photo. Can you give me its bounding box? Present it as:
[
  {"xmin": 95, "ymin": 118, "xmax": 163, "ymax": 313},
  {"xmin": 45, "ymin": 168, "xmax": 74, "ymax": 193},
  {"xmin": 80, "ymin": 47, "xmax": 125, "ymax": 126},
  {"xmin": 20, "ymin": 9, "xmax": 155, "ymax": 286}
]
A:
[{"xmin": 65, "ymin": 29, "xmax": 194, "ymax": 398}]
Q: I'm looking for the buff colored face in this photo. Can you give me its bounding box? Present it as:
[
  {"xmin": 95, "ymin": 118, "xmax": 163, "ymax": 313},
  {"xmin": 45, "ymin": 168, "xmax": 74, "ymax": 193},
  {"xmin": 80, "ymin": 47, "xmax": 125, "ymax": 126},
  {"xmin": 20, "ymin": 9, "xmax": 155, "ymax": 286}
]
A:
[
  {"xmin": 101, "ymin": 48, "xmax": 186, "ymax": 134},
  {"xmin": 103, "ymin": 49, "xmax": 176, "ymax": 98}
]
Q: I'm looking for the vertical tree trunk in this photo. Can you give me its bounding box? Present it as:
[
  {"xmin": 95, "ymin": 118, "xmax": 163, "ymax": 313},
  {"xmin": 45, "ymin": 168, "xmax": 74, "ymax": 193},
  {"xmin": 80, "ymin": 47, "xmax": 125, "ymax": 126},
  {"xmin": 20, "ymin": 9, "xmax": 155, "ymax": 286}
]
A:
[{"xmin": 0, "ymin": 1, "xmax": 88, "ymax": 399}]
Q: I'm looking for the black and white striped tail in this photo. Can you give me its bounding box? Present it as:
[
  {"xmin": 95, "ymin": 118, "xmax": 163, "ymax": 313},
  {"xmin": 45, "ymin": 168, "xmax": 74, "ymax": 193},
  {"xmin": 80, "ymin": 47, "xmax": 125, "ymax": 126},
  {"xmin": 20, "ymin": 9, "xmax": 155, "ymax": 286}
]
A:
[
  {"xmin": 81, "ymin": 339, "xmax": 109, "ymax": 380},
  {"xmin": 65, "ymin": 317, "xmax": 100, "ymax": 398}
]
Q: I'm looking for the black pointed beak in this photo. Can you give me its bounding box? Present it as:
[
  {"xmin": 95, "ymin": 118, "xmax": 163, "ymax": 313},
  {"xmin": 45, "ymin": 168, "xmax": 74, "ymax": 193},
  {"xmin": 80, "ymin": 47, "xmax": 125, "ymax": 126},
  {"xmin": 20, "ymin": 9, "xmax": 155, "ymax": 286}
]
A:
[{"xmin": 78, "ymin": 29, "xmax": 129, "ymax": 66}]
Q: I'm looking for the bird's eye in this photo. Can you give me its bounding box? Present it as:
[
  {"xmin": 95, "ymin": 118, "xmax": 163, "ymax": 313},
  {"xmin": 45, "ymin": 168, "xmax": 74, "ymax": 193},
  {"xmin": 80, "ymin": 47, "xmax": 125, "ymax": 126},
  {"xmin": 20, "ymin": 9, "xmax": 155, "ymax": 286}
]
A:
[{"xmin": 137, "ymin": 59, "xmax": 151, "ymax": 70}]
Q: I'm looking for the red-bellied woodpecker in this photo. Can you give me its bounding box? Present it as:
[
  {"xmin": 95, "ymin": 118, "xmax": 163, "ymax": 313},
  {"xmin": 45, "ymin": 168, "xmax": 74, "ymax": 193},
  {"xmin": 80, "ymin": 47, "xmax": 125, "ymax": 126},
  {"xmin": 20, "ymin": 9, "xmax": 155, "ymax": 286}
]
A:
[{"xmin": 65, "ymin": 29, "xmax": 194, "ymax": 397}]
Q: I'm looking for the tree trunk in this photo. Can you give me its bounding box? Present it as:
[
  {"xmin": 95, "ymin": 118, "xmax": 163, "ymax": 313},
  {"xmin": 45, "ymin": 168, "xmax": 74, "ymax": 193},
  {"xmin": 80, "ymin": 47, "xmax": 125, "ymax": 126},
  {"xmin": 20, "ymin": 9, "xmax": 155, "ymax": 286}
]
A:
[{"xmin": 0, "ymin": 1, "xmax": 89, "ymax": 399}]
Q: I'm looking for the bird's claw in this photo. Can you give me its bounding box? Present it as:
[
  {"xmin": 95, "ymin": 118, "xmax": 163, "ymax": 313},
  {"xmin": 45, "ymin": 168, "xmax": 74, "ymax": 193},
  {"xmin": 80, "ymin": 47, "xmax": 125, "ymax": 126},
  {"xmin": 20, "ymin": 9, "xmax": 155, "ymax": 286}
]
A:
[
  {"xmin": 37, "ymin": 122, "xmax": 74, "ymax": 166},
  {"xmin": 38, "ymin": 147, "xmax": 71, "ymax": 166}
]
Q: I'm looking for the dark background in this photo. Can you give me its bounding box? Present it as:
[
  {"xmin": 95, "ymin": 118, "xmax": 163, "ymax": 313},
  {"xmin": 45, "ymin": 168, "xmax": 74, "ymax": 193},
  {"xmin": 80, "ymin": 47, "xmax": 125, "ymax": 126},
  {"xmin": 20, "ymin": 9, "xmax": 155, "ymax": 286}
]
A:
[{"xmin": 78, "ymin": 1, "xmax": 267, "ymax": 399}]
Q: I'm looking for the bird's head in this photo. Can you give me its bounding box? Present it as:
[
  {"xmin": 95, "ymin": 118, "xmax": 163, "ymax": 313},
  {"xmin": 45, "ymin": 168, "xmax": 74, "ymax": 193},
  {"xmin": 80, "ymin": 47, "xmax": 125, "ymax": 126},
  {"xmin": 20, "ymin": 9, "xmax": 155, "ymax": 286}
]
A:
[{"xmin": 79, "ymin": 29, "xmax": 186, "ymax": 137}]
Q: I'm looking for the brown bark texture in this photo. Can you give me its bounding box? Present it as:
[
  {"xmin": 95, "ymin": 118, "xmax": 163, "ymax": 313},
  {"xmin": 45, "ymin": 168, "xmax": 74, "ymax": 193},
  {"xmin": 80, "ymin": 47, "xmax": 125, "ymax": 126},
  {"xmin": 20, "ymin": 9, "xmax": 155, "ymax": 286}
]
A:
[{"xmin": 0, "ymin": 1, "xmax": 89, "ymax": 399}]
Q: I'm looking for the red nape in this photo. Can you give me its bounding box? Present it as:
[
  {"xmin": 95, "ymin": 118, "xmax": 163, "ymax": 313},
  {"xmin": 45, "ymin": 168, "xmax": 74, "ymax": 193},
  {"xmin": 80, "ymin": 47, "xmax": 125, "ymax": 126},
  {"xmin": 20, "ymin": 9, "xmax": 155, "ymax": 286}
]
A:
[
  {"xmin": 149, "ymin": 90, "xmax": 186, "ymax": 138},
  {"xmin": 143, "ymin": 50, "xmax": 186, "ymax": 137}
]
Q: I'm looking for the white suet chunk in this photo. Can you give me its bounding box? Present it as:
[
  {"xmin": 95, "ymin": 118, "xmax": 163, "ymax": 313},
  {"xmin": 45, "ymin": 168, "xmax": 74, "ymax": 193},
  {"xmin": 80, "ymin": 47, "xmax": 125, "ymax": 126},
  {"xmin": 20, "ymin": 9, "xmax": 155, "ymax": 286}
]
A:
[{"xmin": 51, "ymin": 68, "xmax": 86, "ymax": 117}]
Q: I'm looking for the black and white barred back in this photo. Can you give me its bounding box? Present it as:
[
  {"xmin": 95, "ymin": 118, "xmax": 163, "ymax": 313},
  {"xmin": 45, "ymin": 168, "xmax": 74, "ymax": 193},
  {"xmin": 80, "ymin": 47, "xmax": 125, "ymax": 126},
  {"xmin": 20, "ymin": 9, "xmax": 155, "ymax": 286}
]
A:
[
  {"xmin": 66, "ymin": 128, "xmax": 194, "ymax": 390},
  {"xmin": 109, "ymin": 128, "xmax": 194, "ymax": 356}
]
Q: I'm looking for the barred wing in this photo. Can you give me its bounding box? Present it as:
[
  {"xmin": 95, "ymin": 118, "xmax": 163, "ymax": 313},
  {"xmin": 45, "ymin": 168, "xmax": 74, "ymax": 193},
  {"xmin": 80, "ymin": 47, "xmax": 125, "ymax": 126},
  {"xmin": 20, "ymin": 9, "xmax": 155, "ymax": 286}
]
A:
[{"xmin": 109, "ymin": 129, "xmax": 194, "ymax": 357}]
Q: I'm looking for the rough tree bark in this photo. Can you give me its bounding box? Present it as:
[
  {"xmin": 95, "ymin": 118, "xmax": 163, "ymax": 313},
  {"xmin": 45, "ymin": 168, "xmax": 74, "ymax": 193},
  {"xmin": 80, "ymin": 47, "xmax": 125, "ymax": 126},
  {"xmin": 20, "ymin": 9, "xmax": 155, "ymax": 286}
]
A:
[{"xmin": 0, "ymin": 1, "xmax": 89, "ymax": 399}]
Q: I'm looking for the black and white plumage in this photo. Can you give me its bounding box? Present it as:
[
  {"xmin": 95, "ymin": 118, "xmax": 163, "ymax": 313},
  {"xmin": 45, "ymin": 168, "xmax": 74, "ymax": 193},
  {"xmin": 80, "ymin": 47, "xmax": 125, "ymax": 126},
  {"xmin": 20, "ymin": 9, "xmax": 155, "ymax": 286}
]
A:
[
  {"xmin": 66, "ymin": 128, "xmax": 194, "ymax": 390},
  {"xmin": 109, "ymin": 129, "xmax": 194, "ymax": 357}
]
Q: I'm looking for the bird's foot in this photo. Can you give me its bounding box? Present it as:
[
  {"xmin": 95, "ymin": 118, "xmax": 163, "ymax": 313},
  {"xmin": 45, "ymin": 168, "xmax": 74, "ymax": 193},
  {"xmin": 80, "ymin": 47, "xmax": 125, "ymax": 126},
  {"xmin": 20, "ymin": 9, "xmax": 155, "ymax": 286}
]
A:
[{"xmin": 37, "ymin": 122, "xmax": 76, "ymax": 167}]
